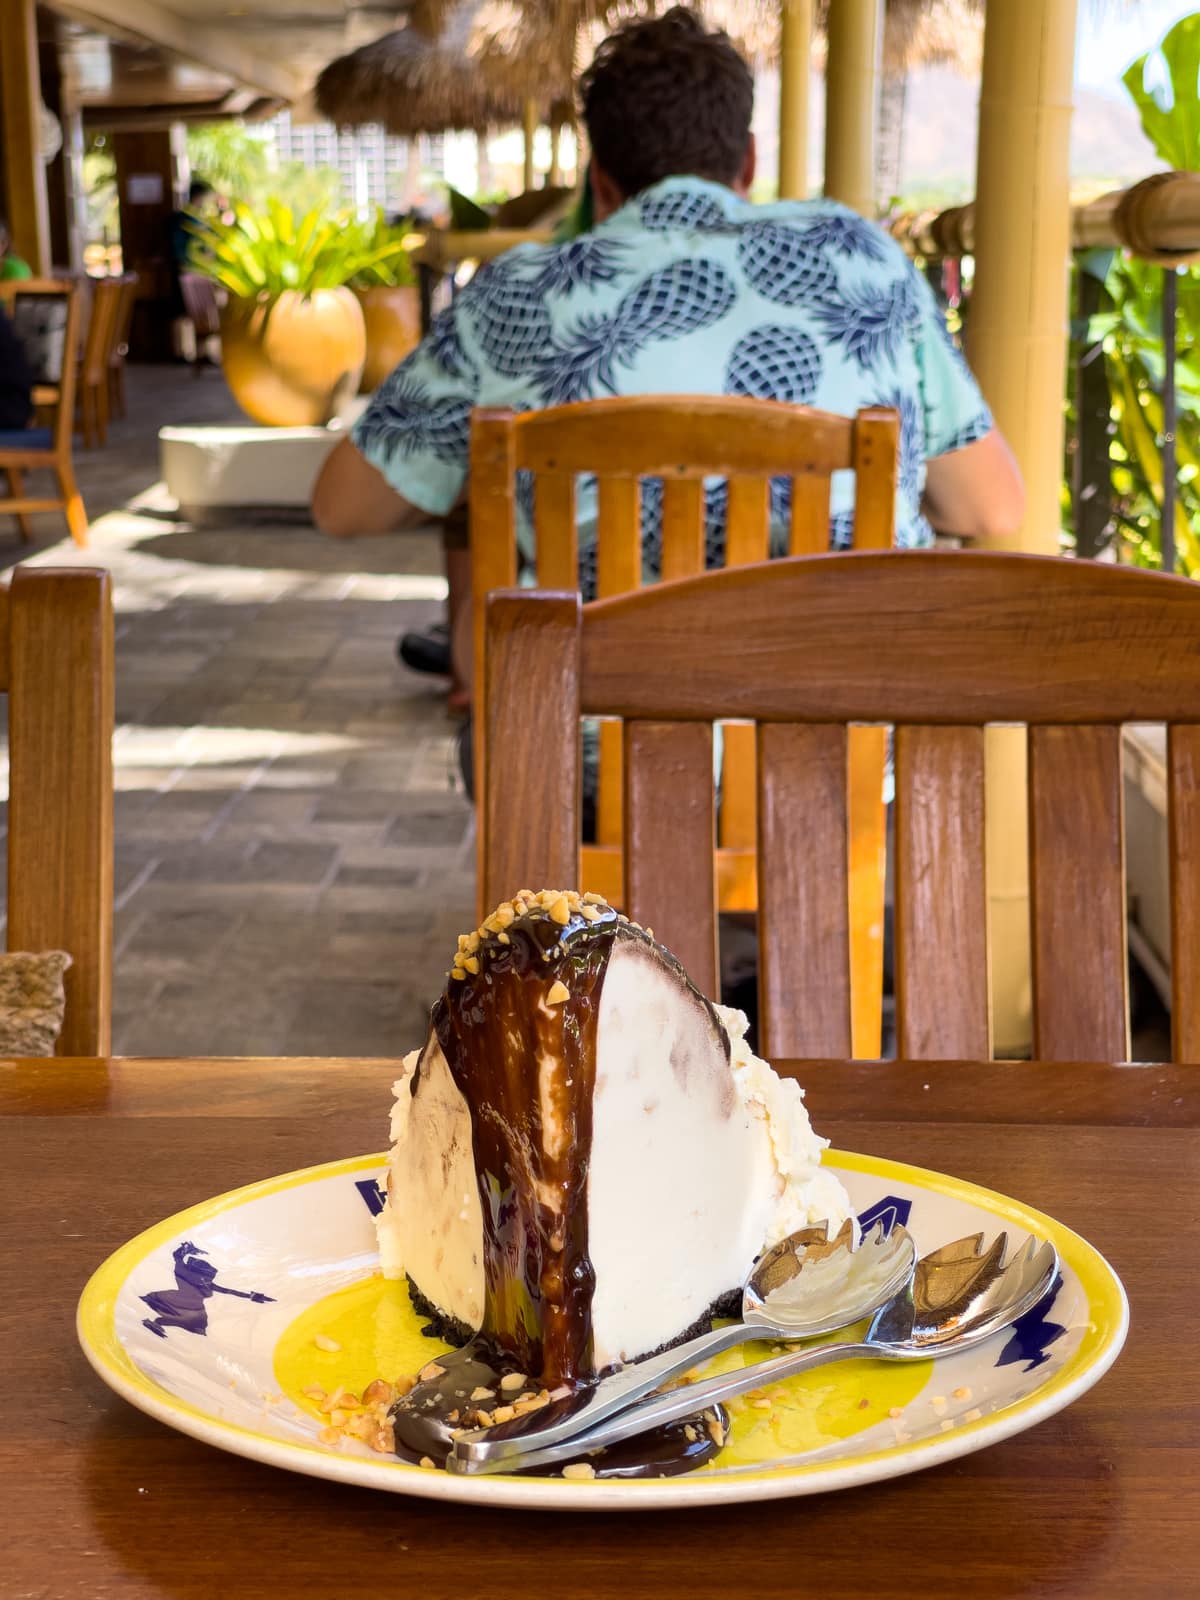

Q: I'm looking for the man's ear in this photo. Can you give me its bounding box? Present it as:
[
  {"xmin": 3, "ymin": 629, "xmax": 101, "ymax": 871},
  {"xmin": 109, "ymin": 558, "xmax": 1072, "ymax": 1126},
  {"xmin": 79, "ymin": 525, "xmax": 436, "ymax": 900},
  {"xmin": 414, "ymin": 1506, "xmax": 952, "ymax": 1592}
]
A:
[
  {"xmin": 738, "ymin": 134, "xmax": 757, "ymax": 196},
  {"xmin": 589, "ymin": 156, "xmax": 626, "ymax": 221}
]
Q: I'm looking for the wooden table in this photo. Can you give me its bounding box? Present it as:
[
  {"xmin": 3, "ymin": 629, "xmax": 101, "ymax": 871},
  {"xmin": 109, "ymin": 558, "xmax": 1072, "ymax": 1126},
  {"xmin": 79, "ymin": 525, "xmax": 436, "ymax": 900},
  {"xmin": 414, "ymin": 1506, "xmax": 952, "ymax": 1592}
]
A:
[{"xmin": 2, "ymin": 1056, "xmax": 1197, "ymax": 1599}]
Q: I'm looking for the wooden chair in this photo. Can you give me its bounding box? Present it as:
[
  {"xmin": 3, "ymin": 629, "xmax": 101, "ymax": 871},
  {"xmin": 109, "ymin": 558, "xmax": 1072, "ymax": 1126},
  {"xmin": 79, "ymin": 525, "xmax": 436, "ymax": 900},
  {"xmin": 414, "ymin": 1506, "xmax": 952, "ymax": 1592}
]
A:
[
  {"xmin": 78, "ymin": 276, "xmax": 124, "ymax": 448},
  {"xmin": 106, "ymin": 272, "xmax": 139, "ymax": 420},
  {"xmin": 179, "ymin": 272, "xmax": 221, "ymax": 373},
  {"xmin": 1, "ymin": 566, "xmax": 114, "ymax": 1056},
  {"xmin": 483, "ymin": 550, "xmax": 1200, "ymax": 1064},
  {"xmin": 0, "ymin": 279, "xmax": 88, "ymax": 545},
  {"xmin": 470, "ymin": 396, "xmax": 898, "ymax": 1055}
]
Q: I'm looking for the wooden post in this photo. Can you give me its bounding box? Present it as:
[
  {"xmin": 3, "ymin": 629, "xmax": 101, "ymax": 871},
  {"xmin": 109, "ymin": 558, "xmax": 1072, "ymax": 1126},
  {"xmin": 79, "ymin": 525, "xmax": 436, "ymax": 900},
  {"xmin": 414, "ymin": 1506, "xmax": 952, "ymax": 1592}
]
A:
[
  {"xmin": 824, "ymin": 0, "xmax": 883, "ymax": 218},
  {"xmin": 549, "ymin": 123, "xmax": 562, "ymax": 188},
  {"xmin": 522, "ymin": 100, "xmax": 538, "ymax": 193},
  {"xmin": 0, "ymin": 0, "xmax": 51, "ymax": 274},
  {"xmin": 966, "ymin": 0, "xmax": 1080, "ymax": 1055},
  {"xmin": 777, "ymin": 0, "xmax": 813, "ymax": 200}
]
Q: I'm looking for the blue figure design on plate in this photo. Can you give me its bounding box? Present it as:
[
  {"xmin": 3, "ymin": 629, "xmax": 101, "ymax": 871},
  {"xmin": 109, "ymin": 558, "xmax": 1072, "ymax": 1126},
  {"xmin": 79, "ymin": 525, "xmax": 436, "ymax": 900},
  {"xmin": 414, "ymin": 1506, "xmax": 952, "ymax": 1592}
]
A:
[
  {"xmin": 356, "ymin": 1177, "xmax": 386, "ymax": 1217},
  {"xmin": 141, "ymin": 1242, "xmax": 274, "ymax": 1339},
  {"xmin": 995, "ymin": 1273, "xmax": 1068, "ymax": 1372},
  {"xmin": 738, "ymin": 222, "xmax": 838, "ymax": 307},
  {"xmin": 537, "ymin": 257, "xmax": 737, "ymax": 405},
  {"xmin": 812, "ymin": 276, "xmax": 920, "ymax": 371},
  {"xmin": 725, "ymin": 324, "xmax": 823, "ymax": 406},
  {"xmin": 855, "ymin": 1195, "xmax": 914, "ymax": 1236}
]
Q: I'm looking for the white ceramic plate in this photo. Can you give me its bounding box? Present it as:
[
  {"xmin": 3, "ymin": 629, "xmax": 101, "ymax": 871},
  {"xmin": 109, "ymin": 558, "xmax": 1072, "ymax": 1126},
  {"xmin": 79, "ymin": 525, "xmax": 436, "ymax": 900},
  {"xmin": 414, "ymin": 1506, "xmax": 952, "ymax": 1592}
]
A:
[{"xmin": 77, "ymin": 1149, "xmax": 1127, "ymax": 1510}]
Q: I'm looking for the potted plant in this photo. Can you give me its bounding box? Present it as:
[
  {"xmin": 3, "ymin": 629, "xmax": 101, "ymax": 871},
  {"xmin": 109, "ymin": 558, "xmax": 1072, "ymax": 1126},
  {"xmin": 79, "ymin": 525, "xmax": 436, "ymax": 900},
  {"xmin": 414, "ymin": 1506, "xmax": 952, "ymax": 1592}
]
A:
[
  {"xmin": 349, "ymin": 209, "xmax": 421, "ymax": 393},
  {"xmin": 187, "ymin": 199, "xmax": 409, "ymax": 427}
]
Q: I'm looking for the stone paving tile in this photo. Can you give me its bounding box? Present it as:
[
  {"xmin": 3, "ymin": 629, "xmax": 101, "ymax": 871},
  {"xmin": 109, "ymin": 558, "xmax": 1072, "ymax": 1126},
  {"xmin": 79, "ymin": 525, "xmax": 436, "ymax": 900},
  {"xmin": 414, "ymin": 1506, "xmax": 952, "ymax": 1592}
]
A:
[{"xmin": 2, "ymin": 365, "xmax": 476, "ymax": 1057}]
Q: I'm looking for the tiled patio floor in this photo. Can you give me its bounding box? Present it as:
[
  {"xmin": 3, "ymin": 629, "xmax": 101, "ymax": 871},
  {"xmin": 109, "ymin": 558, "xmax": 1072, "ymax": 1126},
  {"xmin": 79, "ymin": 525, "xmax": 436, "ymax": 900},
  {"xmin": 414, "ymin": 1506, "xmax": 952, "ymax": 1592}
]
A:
[{"xmin": 1, "ymin": 366, "xmax": 474, "ymax": 1056}]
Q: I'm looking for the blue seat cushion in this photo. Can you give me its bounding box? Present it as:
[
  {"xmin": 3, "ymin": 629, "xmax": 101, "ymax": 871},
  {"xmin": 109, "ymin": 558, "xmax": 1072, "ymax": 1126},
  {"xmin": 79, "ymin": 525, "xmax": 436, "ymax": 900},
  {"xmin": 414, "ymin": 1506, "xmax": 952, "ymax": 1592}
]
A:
[{"xmin": 0, "ymin": 428, "xmax": 53, "ymax": 450}]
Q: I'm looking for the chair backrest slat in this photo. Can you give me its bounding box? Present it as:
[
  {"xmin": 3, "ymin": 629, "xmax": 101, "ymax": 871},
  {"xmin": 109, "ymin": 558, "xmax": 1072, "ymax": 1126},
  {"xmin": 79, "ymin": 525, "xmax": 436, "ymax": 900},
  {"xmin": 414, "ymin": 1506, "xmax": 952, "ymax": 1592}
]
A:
[
  {"xmin": 1029, "ymin": 724, "xmax": 1129, "ymax": 1061},
  {"xmin": 756, "ymin": 722, "xmax": 851, "ymax": 1058},
  {"xmin": 725, "ymin": 477, "xmax": 770, "ymax": 565},
  {"xmin": 4, "ymin": 566, "xmax": 113, "ymax": 1056},
  {"xmin": 534, "ymin": 473, "xmax": 577, "ymax": 586},
  {"xmin": 482, "ymin": 591, "xmax": 581, "ymax": 912},
  {"xmin": 623, "ymin": 720, "xmax": 718, "ymax": 998},
  {"xmin": 789, "ymin": 472, "xmax": 831, "ymax": 555},
  {"xmin": 82, "ymin": 278, "xmax": 123, "ymax": 385},
  {"xmin": 660, "ymin": 477, "xmax": 705, "ymax": 581},
  {"xmin": 1169, "ymin": 725, "xmax": 1200, "ymax": 1061},
  {"xmin": 853, "ymin": 408, "xmax": 901, "ymax": 549},
  {"xmin": 595, "ymin": 476, "xmax": 641, "ymax": 851},
  {"xmin": 894, "ymin": 725, "xmax": 990, "ymax": 1060}
]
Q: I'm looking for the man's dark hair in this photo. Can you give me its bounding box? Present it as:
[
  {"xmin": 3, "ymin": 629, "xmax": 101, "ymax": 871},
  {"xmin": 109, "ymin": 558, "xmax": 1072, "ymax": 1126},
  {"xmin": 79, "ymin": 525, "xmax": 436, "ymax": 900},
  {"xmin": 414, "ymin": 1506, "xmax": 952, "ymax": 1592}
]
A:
[
  {"xmin": 580, "ymin": 7, "xmax": 754, "ymax": 198},
  {"xmin": 188, "ymin": 177, "xmax": 213, "ymax": 204}
]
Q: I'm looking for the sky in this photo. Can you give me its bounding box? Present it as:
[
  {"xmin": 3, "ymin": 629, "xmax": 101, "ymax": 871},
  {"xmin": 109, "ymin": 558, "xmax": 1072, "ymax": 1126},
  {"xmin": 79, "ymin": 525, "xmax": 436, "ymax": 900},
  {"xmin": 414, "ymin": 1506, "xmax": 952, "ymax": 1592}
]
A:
[{"xmin": 1075, "ymin": 0, "xmax": 1195, "ymax": 92}]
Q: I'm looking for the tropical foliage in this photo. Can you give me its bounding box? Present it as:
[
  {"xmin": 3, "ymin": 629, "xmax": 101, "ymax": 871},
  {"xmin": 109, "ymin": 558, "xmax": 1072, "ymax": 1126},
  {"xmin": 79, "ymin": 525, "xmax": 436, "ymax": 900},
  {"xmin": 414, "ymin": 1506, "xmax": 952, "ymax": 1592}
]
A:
[
  {"xmin": 186, "ymin": 200, "xmax": 412, "ymax": 301},
  {"xmin": 1083, "ymin": 14, "xmax": 1200, "ymax": 574}
]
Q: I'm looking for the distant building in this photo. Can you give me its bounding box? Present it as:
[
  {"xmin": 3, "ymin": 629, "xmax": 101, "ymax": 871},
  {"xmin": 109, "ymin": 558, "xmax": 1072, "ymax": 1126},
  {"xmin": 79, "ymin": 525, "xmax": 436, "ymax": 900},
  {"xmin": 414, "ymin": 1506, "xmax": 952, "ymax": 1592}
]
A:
[{"xmin": 269, "ymin": 110, "xmax": 449, "ymax": 212}]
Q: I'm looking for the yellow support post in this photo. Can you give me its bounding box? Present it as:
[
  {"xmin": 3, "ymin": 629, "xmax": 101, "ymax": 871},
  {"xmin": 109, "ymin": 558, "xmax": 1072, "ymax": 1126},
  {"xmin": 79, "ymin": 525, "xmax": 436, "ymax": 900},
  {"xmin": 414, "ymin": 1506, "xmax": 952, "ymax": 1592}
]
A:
[
  {"xmin": 778, "ymin": 0, "xmax": 814, "ymax": 200},
  {"xmin": 824, "ymin": 0, "xmax": 886, "ymax": 1055},
  {"xmin": 824, "ymin": 0, "xmax": 883, "ymax": 219},
  {"xmin": 0, "ymin": 0, "xmax": 51, "ymax": 274},
  {"xmin": 522, "ymin": 100, "xmax": 538, "ymax": 193},
  {"xmin": 966, "ymin": 0, "xmax": 1080, "ymax": 1055}
]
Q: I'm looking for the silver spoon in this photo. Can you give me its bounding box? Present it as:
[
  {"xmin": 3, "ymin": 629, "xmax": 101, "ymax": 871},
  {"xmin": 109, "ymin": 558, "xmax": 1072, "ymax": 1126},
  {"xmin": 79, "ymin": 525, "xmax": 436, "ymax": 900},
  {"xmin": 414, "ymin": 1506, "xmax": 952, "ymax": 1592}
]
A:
[
  {"xmin": 449, "ymin": 1229, "xmax": 1057, "ymax": 1477},
  {"xmin": 448, "ymin": 1215, "xmax": 915, "ymax": 1473}
]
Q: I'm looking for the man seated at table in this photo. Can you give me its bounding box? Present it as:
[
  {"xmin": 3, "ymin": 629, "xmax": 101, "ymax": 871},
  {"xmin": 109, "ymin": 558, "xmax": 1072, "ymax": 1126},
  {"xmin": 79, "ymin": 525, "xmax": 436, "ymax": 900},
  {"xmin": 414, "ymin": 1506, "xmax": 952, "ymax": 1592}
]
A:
[{"xmin": 311, "ymin": 6, "xmax": 1024, "ymax": 679}]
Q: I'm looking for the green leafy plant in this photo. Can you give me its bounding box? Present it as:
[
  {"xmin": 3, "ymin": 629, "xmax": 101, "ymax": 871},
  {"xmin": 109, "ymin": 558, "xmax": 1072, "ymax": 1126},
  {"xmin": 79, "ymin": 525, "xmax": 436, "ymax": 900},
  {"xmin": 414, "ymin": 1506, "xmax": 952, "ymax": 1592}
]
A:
[
  {"xmin": 1071, "ymin": 13, "xmax": 1200, "ymax": 575},
  {"xmin": 1123, "ymin": 14, "xmax": 1200, "ymax": 169},
  {"xmin": 347, "ymin": 208, "xmax": 417, "ymax": 289},
  {"xmin": 186, "ymin": 198, "xmax": 411, "ymax": 301},
  {"xmin": 1088, "ymin": 252, "xmax": 1200, "ymax": 573}
]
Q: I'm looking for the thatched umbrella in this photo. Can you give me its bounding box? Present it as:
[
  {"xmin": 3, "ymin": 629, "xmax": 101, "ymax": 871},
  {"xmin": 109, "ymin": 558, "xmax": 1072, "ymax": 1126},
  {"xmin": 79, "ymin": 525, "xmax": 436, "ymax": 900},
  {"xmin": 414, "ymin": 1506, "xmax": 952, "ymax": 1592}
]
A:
[{"xmin": 314, "ymin": 3, "xmax": 568, "ymax": 138}]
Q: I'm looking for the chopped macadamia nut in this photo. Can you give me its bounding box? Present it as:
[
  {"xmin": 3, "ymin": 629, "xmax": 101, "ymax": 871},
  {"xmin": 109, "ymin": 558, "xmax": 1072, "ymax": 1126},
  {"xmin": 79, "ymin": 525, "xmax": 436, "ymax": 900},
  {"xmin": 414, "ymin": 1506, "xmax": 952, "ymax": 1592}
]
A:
[
  {"xmin": 562, "ymin": 1462, "xmax": 596, "ymax": 1480},
  {"xmin": 546, "ymin": 980, "xmax": 570, "ymax": 1005},
  {"xmin": 313, "ymin": 1334, "xmax": 341, "ymax": 1353},
  {"xmin": 499, "ymin": 1371, "xmax": 528, "ymax": 1391}
]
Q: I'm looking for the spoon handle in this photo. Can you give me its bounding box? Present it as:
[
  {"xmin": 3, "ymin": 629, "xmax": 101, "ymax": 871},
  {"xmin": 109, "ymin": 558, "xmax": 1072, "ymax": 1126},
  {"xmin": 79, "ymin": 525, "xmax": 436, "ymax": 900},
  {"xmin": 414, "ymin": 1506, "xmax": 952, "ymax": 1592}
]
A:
[
  {"xmin": 450, "ymin": 1337, "xmax": 882, "ymax": 1476},
  {"xmin": 456, "ymin": 1321, "xmax": 754, "ymax": 1471}
]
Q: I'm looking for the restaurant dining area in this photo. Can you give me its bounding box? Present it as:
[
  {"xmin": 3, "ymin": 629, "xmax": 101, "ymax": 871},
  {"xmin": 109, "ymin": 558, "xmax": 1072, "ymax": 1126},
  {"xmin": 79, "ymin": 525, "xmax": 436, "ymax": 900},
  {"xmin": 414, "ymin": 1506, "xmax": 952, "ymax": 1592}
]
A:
[{"xmin": 1, "ymin": 1, "xmax": 1199, "ymax": 1596}]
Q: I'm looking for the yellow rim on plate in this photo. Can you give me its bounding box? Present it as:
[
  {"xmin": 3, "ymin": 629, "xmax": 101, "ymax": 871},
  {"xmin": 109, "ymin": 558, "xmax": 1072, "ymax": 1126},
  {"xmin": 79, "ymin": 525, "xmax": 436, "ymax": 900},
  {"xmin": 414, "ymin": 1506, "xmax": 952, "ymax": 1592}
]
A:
[{"xmin": 77, "ymin": 1149, "xmax": 1129, "ymax": 1505}]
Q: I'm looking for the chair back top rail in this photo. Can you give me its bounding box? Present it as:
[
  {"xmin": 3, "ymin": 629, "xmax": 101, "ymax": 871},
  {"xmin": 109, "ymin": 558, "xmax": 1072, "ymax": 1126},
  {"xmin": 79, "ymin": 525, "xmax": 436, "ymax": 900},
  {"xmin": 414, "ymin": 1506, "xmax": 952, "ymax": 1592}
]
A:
[
  {"xmin": 572, "ymin": 551, "xmax": 1200, "ymax": 725},
  {"xmin": 476, "ymin": 397, "xmax": 879, "ymax": 479}
]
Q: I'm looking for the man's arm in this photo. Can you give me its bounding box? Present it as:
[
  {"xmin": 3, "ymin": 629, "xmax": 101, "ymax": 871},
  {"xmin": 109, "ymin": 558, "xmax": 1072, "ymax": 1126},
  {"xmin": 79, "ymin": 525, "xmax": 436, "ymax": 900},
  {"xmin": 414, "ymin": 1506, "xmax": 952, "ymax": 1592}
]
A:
[
  {"xmin": 311, "ymin": 436, "xmax": 433, "ymax": 537},
  {"xmin": 921, "ymin": 427, "xmax": 1025, "ymax": 544}
]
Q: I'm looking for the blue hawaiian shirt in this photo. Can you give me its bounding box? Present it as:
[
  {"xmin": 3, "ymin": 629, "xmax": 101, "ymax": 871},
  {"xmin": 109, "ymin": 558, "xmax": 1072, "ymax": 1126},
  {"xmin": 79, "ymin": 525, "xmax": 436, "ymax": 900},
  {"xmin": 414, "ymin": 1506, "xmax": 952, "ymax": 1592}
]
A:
[{"xmin": 353, "ymin": 176, "xmax": 992, "ymax": 593}]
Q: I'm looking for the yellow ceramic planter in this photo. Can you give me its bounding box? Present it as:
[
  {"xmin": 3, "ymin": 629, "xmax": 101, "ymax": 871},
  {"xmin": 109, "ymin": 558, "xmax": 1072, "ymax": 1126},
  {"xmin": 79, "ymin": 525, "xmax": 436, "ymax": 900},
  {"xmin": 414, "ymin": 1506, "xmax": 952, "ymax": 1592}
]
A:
[
  {"xmin": 220, "ymin": 287, "xmax": 366, "ymax": 427},
  {"xmin": 355, "ymin": 284, "xmax": 421, "ymax": 393}
]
